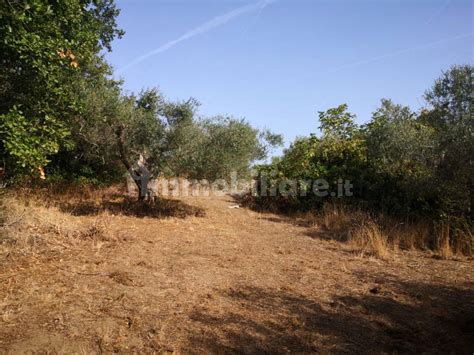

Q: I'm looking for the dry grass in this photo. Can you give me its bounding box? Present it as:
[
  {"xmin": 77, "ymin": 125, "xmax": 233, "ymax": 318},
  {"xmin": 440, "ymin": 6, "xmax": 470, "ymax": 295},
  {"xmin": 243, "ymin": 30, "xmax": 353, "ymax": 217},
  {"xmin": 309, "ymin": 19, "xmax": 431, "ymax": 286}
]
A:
[
  {"xmin": 315, "ymin": 204, "xmax": 472, "ymax": 259},
  {"xmin": 0, "ymin": 187, "xmax": 473, "ymax": 353},
  {"xmin": 0, "ymin": 193, "xmax": 113, "ymax": 260},
  {"xmin": 348, "ymin": 220, "xmax": 391, "ymax": 259}
]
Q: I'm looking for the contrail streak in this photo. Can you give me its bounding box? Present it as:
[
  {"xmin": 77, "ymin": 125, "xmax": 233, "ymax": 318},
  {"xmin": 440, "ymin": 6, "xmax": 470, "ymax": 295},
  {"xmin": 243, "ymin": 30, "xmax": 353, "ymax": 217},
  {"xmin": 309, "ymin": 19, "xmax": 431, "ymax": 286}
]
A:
[
  {"xmin": 323, "ymin": 33, "xmax": 473, "ymax": 75},
  {"xmin": 425, "ymin": 0, "xmax": 451, "ymax": 25},
  {"xmin": 240, "ymin": 1, "xmax": 267, "ymax": 39},
  {"xmin": 117, "ymin": 0, "xmax": 277, "ymax": 74}
]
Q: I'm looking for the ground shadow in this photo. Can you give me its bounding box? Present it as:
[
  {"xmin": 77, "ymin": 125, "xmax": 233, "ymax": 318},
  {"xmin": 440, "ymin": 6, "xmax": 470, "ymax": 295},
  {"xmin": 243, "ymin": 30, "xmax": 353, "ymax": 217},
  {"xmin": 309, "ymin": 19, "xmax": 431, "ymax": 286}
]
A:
[
  {"xmin": 232, "ymin": 193, "xmax": 349, "ymax": 243},
  {"xmin": 253, "ymin": 214, "xmax": 349, "ymax": 245},
  {"xmin": 184, "ymin": 279, "xmax": 474, "ymax": 353},
  {"xmin": 58, "ymin": 197, "xmax": 205, "ymax": 219},
  {"xmin": 231, "ymin": 193, "xmax": 319, "ymax": 227}
]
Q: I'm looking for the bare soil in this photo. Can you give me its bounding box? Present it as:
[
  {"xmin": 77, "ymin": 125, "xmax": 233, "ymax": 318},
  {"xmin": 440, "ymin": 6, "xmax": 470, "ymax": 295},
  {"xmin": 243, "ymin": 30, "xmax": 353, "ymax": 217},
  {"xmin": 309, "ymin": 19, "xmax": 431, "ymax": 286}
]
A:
[{"xmin": 1, "ymin": 190, "xmax": 473, "ymax": 353}]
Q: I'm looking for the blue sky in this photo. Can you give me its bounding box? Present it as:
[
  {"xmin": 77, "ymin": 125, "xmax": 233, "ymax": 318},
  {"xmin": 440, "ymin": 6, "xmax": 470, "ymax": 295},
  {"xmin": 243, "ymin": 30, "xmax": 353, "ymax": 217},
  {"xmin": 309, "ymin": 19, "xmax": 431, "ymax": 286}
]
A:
[{"xmin": 107, "ymin": 0, "xmax": 473, "ymax": 150}]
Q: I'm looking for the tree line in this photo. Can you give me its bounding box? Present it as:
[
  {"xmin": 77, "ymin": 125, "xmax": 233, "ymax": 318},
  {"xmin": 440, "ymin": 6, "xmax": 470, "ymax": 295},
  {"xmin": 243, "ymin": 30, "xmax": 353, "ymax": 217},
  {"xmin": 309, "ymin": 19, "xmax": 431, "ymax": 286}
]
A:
[
  {"xmin": 254, "ymin": 64, "xmax": 473, "ymax": 225},
  {"xmin": 0, "ymin": 0, "xmax": 282, "ymax": 195}
]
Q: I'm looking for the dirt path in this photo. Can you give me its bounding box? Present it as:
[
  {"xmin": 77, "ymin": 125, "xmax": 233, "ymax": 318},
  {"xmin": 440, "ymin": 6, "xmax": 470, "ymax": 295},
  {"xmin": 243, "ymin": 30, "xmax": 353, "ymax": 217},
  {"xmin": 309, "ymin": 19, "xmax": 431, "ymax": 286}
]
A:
[{"xmin": 1, "ymin": 194, "xmax": 473, "ymax": 353}]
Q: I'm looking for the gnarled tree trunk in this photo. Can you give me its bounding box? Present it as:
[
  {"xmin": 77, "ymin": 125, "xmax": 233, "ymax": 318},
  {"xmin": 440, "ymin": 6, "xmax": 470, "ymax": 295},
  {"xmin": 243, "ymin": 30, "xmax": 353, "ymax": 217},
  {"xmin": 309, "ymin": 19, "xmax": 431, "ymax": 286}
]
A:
[{"xmin": 116, "ymin": 125, "xmax": 147, "ymax": 201}]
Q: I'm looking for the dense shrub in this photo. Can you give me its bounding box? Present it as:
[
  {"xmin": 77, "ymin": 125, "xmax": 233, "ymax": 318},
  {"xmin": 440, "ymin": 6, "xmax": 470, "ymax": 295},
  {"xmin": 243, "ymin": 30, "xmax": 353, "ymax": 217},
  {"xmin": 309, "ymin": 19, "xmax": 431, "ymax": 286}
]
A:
[{"xmin": 254, "ymin": 65, "xmax": 473, "ymax": 225}]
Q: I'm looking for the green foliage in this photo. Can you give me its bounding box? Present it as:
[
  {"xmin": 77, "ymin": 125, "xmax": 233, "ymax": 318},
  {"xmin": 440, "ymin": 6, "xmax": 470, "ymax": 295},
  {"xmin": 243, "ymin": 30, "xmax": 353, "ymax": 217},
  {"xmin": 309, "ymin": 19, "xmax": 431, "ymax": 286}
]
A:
[
  {"xmin": 255, "ymin": 105, "xmax": 365, "ymax": 210},
  {"xmin": 424, "ymin": 65, "xmax": 473, "ymax": 219},
  {"xmin": 0, "ymin": 107, "xmax": 71, "ymax": 170},
  {"xmin": 318, "ymin": 104, "xmax": 357, "ymax": 139},
  {"xmin": 110, "ymin": 90, "xmax": 282, "ymax": 180},
  {"xmin": 192, "ymin": 117, "xmax": 281, "ymax": 180},
  {"xmin": 48, "ymin": 81, "xmax": 282, "ymax": 184},
  {"xmin": 0, "ymin": 0, "xmax": 281, "ymax": 185},
  {"xmin": 0, "ymin": 0, "xmax": 123, "ymax": 173},
  {"xmin": 362, "ymin": 99, "xmax": 438, "ymax": 215},
  {"xmin": 424, "ymin": 64, "xmax": 473, "ymax": 128},
  {"xmin": 275, "ymin": 105, "xmax": 365, "ymax": 182},
  {"xmin": 254, "ymin": 65, "xmax": 473, "ymax": 222}
]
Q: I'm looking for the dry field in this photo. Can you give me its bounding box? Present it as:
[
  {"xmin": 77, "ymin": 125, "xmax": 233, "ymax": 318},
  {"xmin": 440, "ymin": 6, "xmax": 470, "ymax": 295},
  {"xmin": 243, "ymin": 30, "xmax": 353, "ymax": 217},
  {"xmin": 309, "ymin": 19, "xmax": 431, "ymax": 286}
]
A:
[{"xmin": 0, "ymin": 187, "xmax": 473, "ymax": 353}]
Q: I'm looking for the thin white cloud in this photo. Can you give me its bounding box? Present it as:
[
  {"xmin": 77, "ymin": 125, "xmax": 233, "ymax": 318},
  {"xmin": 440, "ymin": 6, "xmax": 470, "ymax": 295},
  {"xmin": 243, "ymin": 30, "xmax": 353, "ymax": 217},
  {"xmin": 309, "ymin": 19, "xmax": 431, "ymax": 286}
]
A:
[
  {"xmin": 117, "ymin": 0, "xmax": 277, "ymax": 74},
  {"xmin": 425, "ymin": 0, "xmax": 452, "ymax": 25},
  {"xmin": 240, "ymin": 0, "xmax": 267, "ymax": 39},
  {"xmin": 323, "ymin": 33, "xmax": 473, "ymax": 75}
]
